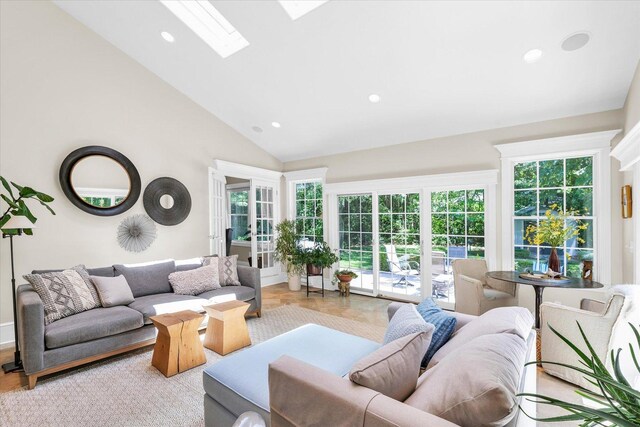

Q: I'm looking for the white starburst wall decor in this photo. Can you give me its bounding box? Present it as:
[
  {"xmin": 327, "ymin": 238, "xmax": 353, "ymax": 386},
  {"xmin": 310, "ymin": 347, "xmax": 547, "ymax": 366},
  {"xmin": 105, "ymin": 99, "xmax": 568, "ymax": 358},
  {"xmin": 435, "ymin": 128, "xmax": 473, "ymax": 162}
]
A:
[{"xmin": 117, "ymin": 214, "xmax": 157, "ymax": 252}]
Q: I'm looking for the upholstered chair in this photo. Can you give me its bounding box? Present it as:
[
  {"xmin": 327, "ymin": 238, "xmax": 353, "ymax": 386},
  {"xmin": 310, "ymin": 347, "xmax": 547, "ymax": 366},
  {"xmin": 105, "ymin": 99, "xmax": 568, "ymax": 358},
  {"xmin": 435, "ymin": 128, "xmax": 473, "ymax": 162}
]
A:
[
  {"xmin": 541, "ymin": 285, "xmax": 640, "ymax": 391},
  {"xmin": 451, "ymin": 259, "xmax": 518, "ymax": 315}
]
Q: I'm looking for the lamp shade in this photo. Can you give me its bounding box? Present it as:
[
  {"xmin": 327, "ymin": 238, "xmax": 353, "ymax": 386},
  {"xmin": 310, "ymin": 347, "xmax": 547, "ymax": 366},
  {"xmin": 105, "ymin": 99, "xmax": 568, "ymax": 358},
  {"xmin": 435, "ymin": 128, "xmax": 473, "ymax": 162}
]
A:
[{"xmin": 1, "ymin": 215, "xmax": 35, "ymax": 231}]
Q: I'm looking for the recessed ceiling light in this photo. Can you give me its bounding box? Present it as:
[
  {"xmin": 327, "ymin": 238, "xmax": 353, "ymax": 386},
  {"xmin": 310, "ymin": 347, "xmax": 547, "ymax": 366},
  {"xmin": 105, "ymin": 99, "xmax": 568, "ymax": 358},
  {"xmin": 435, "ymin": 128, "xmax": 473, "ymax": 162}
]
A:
[
  {"xmin": 252, "ymin": 126, "xmax": 263, "ymax": 133},
  {"xmin": 160, "ymin": 0, "xmax": 249, "ymax": 58},
  {"xmin": 161, "ymin": 31, "xmax": 175, "ymax": 43},
  {"xmin": 561, "ymin": 32, "xmax": 590, "ymax": 52},
  {"xmin": 523, "ymin": 48, "xmax": 543, "ymax": 64},
  {"xmin": 271, "ymin": 122, "xmax": 281, "ymax": 128},
  {"xmin": 368, "ymin": 94, "xmax": 381, "ymax": 103}
]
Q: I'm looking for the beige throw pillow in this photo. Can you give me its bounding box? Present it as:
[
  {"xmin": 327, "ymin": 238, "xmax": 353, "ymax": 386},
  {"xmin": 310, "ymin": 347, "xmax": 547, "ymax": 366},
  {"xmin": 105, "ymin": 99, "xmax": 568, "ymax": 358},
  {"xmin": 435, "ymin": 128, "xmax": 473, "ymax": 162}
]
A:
[
  {"xmin": 168, "ymin": 263, "xmax": 221, "ymax": 295},
  {"xmin": 405, "ymin": 333, "xmax": 527, "ymax": 426},
  {"xmin": 90, "ymin": 275, "xmax": 135, "ymax": 307},
  {"xmin": 350, "ymin": 328, "xmax": 434, "ymax": 401},
  {"xmin": 203, "ymin": 255, "xmax": 241, "ymax": 286}
]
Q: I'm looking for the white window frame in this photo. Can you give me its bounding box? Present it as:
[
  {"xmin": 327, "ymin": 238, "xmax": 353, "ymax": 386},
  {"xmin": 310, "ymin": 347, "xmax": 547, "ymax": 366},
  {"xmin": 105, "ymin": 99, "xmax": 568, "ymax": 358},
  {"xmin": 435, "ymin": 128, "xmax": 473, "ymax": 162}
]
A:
[
  {"xmin": 284, "ymin": 168, "xmax": 328, "ymax": 243},
  {"xmin": 226, "ymin": 183, "xmax": 250, "ymax": 247},
  {"xmin": 496, "ymin": 130, "xmax": 620, "ymax": 285}
]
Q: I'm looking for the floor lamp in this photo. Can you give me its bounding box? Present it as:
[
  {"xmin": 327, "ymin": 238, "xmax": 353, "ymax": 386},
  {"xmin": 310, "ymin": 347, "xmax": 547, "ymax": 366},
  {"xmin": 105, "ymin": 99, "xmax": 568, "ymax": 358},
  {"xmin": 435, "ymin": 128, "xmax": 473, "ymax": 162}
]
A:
[{"xmin": 2, "ymin": 215, "xmax": 34, "ymax": 373}]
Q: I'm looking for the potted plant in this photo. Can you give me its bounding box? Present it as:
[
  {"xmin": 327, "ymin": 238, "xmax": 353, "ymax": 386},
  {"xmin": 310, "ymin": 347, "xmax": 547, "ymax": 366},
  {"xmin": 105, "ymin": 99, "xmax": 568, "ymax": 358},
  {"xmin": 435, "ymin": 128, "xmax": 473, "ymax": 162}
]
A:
[
  {"xmin": 335, "ymin": 269, "xmax": 358, "ymax": 296},
  {"xmin": 525, "ymin": 204, "xmax": 588, "ymax": 274},
  {"xmin": 274, "ymin": 220, "xmax": 305, "ymax": 291},
  {"xmin": 300, "ymin": 241, "xmax": 339, "ymax": 275}
]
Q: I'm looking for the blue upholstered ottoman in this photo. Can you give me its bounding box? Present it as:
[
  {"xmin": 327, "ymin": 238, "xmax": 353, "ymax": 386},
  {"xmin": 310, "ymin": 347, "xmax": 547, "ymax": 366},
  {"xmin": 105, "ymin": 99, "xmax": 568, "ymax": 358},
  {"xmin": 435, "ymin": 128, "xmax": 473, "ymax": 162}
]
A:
[{"xmin": 203, "ymin": 324, "xmax": 381, "ymax": 427}]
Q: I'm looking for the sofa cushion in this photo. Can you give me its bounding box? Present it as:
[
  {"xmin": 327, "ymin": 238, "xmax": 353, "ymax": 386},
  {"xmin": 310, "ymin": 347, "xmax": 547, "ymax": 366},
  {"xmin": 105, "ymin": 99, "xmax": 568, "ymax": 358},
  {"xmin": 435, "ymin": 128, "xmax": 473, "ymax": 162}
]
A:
[
  {"xmin": 113, "ymin": 259, "xmax": 175, "ymax": 297},
  {"xmin": 350, "ymin": 329, "xmax": 433, "ymax": 401},
  {"xmin": 405, "ymin": 333, "xmax": 527, "ymax": 427},
  {"xmin": 203, "ymin": 324, "xmax": 380, "ymax": 414},
  {"xmin": 198, "ymin": 286, "xmax": 256, "ymax": 303},
  {"xmin": 383, "ymin": 304, "xmax": 430, "ymax": 345},
  {"xmin": 24, "ymin": 267, "xmax": 101, "ymax": 325},
  {"xmin": 128, "ymin": 293, "xmax": 207, "ymax": 324},
  {"xmin": 44, "ymin": 306, "xmax": 144, "ymax": 349},
  {"xmin": 175, "ymin": 257, "xmax": 204, "ymax": 272},
  {"xmin": 416, "ymin": 298, "xmax": 457, "ymax": 366},
  {"xmin": 90, "ymin": 275, "xmax": 135, "ymax": 307},
  {"xmin": 428, "ymin": 306, "xmax": 534, "ymax": 369},
  {"xmin": 169, "ymin": 264, "xmax": 220, "ymax": 295}
]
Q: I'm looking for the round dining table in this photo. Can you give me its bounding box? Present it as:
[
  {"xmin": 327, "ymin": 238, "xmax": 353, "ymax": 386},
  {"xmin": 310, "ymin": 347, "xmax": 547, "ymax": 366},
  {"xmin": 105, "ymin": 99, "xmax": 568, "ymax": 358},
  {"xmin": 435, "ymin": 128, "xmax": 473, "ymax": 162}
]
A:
[{"xmin": 486, "ymin": 271, "xmax": 604, "ymax": 364}]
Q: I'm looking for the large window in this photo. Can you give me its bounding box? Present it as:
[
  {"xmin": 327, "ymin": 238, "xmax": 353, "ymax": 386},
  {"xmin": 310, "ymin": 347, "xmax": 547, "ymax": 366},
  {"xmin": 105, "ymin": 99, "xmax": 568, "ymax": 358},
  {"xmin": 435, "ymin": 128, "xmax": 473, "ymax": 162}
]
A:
[
  {"xmin": 294, "ymin": 181, "xmax": 323, "ymax": 245},
  {"xmin": 228, "ymin": 189, "xmax": 249, "ymax": 241},
  {"xmin": 338, "ymin": 194, "xmax": 374, "ymax": 290},
  {"xmin": 513, "ymin": 156, "xmax": 594, "ymax": 277}
]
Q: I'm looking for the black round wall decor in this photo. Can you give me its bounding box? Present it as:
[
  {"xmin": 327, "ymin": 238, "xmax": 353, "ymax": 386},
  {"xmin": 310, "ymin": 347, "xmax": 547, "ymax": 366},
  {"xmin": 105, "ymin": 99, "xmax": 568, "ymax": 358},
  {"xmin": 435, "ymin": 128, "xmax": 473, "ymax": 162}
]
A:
[
  {"xmin": 143, "ymin": 177, "xmax": 191, "ymax": 226},
  {"xmin": 59, "ymin": 145, "xmax": 141, "ymax": 217}
]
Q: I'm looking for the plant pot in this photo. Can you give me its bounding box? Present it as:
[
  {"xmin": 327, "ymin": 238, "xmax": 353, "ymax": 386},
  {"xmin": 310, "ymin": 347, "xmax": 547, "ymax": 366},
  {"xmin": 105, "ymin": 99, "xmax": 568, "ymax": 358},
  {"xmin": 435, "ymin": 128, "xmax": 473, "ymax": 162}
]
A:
[
  {"xmin": 288, "ymin": 274, "xmax": 301, "ymax": 291},
  {"xmin": 306, "ymin": 264, "xmax": 322, "ymax": 275},
  {"xmin": 336, "ymin": 275, "xmax": 353, "ymax": 283},
  {"xmin": 548, "ymin": 247, "xmax": 560, "ymax": 273}
]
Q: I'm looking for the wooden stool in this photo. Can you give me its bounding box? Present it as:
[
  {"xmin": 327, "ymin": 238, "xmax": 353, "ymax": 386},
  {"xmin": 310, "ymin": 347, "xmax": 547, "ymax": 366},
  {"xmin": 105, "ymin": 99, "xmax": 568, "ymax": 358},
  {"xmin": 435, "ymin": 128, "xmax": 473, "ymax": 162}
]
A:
[
  {"xmin": 203, "ymin": 300, "xmax": 252, "ymax": 355},
  {"xmin": 150, "ymin": 310, "xmax": 206, "ymax": 377}
]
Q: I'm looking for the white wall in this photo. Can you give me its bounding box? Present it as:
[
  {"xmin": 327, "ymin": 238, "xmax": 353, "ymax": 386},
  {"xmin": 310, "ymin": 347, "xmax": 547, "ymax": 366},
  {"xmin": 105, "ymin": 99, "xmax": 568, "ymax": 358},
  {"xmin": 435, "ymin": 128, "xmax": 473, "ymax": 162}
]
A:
[{"xmin": 0, "ymin": 1, "xmax": 283, "ymax": 333}]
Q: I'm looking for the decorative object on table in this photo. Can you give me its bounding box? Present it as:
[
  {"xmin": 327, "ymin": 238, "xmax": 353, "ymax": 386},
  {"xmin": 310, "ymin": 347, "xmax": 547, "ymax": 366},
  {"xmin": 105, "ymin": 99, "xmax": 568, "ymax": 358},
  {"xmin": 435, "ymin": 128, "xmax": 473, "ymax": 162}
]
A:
[
  {"xmin": 117, "ymin": 214, "xmax": 157, "ymax": 252},
  {"xmin": 518, "ymin": 270, "xmax": 572, "ymax": 283},
  {"xmin": 203, "ymin": 300, "xmax": 251, "ymax": 356},
  {"xmin": 525, "ymin": 204, "xmax": 588, "ymax": 274},
  {"xmin": 59, "ymin": 145, "xmax": 140, "ymax": 216},
  {"xmin": 335, "ymin": 269, "xmax": 358, "ymax": 297},
  {"xmin": 0, "ymin": 176, "xmax": 55, "ymax": 373},
  {"xmin": 274, "ymin": 219, "xmax": 304, "ymax": 291},
  {"xmin": 143, "ymin": 177, "xmax": 191, "ymax": 226},
  {"xmin": 298, "ymin": 241, "xmax": 339, "ymax": 297},
  {"xmin": 622, "ymin": 184, "xmax": 632, "ymax": 219},
  {"xmin": 581, "ymin": 260, "xmax": 593, "ymax": 280},
  {"xmin": 518, "ymin": 322, "xmax": 640, "ymax": 425},
  {"xmin": 150, "ymin": 310, "xmax": 206, "ymax": 377}
]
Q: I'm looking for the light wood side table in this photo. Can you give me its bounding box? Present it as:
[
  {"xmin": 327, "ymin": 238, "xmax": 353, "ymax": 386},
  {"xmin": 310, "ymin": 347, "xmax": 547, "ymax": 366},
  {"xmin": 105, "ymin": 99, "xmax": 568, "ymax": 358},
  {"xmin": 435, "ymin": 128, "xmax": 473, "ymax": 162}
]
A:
[
  {"xmin": 150, "ymin": 310, "xmax": 206, "ymax": 377},
  {"xmin": 203, "ymin": 300, "xmax": 252, "ymax": 355}
]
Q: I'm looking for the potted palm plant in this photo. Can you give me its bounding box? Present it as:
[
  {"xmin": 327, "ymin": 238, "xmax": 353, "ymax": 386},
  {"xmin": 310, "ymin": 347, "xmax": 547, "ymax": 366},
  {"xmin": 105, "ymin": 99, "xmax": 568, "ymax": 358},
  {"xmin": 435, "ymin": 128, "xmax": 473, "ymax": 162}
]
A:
[
  {"xmin": 300, "ymin": 241, "xmax": 339, "ymax": 275},
  {"xmin": 274, "ymin": 220, "xmax": 305, "ymax": 291}
]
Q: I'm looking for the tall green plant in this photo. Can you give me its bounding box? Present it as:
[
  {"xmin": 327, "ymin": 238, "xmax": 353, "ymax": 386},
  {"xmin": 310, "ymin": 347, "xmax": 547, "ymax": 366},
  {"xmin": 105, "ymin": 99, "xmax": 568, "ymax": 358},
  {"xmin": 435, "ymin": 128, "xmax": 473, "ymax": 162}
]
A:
[
  {"xmin": 0, "ymin": 176, "xmax": 55, "ymax": 234},
  {"xmin": 274, "ymin": 220, "xmax": 304, "ymax": 275},
  {"xmin": 518, "ymin": 322, "xmax": 640, "ymax": 426}
]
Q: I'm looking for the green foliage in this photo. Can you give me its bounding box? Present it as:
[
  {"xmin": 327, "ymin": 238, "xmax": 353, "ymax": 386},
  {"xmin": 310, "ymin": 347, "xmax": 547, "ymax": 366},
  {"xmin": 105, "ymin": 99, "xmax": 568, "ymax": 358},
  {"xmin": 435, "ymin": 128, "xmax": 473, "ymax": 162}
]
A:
[
  {"xmin": 298, "ymin": 241, "xmax": 339, "ymax": 268},
  {"xmin": 335, "ymin": 269, "xmax": 358, "ymax": 279},
  {"xmin": 274, "ymin": 220, "xmax": 305, "ymax": 275},
  {"xmin": 519, "ymin": 322, "xmax": 640, "ymax": 426},
  {"xmin": 0, "ymin": 176, "xmax": 55, "ymax": 235}
]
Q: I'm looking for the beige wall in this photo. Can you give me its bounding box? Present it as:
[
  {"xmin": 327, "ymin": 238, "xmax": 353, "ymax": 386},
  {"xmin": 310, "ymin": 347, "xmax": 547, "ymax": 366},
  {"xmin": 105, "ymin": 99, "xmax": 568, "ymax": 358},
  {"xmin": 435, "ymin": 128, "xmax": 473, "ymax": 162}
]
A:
[
  {"xmin": 623, "ymin": 60, "xmax": 640, "ymax": 133},
  {"xmin": 0, "ymin": 1, "xmax": 282, "ymax": 327}
]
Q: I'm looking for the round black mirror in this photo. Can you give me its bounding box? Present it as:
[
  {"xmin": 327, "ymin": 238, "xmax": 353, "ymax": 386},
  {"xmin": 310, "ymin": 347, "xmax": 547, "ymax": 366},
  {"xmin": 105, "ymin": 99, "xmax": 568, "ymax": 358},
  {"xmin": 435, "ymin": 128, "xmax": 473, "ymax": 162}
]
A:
[{"xmin": 59, "ymin": 146, "xmax": 141, "ymax": 216}]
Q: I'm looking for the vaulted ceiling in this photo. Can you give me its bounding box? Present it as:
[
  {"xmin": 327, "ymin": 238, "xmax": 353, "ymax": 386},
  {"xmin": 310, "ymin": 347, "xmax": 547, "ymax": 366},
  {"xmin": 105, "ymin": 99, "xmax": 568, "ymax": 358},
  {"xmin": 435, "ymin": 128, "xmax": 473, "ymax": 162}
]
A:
[{"xmin": 54, "ymin": 1, "xmax": 640, "ymax": 161}]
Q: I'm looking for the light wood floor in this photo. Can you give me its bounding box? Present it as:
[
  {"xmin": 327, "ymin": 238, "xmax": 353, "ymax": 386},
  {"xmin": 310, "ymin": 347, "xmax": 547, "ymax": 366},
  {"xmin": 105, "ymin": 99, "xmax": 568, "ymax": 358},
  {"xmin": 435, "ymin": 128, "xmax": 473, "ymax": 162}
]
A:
[{"xmin": 0, "ymin": 283, "xmax": 393, "ymax": 392}]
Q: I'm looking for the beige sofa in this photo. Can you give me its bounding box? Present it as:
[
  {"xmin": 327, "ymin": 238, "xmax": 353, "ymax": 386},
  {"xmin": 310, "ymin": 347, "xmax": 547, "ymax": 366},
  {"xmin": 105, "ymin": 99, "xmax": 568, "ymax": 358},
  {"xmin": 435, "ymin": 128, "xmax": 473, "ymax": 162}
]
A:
[{"xmin": 269, "ymin": 303, "xmax": 535, "ymax": 427}]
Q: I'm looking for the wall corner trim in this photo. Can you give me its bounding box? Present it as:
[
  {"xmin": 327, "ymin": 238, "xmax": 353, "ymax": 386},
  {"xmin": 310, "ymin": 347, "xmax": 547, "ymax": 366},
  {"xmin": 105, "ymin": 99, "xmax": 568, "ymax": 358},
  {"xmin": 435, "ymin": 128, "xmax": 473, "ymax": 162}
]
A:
[{"xmin": 611, "ymin": 122, "xmax": 640, "ymax": 171}]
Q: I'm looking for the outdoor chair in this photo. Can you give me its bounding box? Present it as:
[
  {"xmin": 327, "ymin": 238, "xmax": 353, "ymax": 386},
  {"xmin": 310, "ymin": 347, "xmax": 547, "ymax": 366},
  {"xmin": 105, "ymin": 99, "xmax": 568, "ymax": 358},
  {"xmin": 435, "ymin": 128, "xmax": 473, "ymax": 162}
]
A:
[
  {"xmin": 431, "ymin": 252, "xmax": 451, "ymax": 298},
  {"xmin": 384, "ymin": 244, "xmax": 419, "ymax": 288}
]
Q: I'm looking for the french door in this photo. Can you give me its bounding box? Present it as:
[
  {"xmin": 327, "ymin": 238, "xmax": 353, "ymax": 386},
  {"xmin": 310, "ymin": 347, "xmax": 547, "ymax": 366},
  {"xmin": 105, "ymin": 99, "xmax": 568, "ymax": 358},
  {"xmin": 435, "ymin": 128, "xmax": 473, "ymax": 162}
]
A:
[{"xmin": 250, "ymin": 179, "xmax": 279, "ymax": 277}]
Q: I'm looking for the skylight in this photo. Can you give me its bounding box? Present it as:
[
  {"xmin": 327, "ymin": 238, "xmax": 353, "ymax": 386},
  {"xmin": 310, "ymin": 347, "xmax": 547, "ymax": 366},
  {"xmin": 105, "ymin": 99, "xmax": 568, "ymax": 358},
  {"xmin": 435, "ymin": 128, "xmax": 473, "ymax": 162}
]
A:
[
  {"xmin": 160, "ymin": 0, "xmax": 249, "ymax": 58},
  {"xmin": 278, "ymin": 0, "xmax": 328, "ymax": 20}
]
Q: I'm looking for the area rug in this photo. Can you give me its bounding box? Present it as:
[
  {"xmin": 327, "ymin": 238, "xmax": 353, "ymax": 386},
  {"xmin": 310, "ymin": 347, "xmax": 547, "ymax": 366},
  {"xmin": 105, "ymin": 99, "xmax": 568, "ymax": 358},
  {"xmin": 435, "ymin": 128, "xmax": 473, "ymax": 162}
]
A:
[{"xmin": 0, "ymin": 305, "xmax": 385, "ymax": 427}]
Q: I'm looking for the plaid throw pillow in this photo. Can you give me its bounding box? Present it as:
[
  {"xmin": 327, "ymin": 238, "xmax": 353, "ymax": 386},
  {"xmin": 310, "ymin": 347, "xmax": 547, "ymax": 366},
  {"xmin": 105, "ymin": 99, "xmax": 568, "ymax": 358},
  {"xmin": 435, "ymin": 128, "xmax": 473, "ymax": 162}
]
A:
[
  {"xmin": 24, "ymin": 266, "xmax": 101, "ymax": 325},
  {"xmin": 203, "ymin": 255, "xmax": 241, "ymax": 286}
]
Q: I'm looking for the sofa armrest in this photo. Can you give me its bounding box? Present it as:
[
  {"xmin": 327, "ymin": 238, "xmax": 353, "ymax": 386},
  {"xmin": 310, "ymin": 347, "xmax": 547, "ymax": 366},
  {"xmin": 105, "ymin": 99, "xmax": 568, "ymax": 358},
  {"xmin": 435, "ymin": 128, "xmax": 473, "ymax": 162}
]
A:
[
  {"xmin": 237, "ymin": 266, "xmax": 261, "ymax": 311},
  {"xmin": 387, "ymin": 301, "xmax": 404, "ymax": 321},
  {"xmin": 17, "ymin": 284, "xmax": 45, "ymax": 374},
  {"xmin": 269, "ymin": 355, "xmax": 456, "ymax": 427},
  {"xmin": 453, "ymin": 274, "xmax": 484, "ymax": 315}
]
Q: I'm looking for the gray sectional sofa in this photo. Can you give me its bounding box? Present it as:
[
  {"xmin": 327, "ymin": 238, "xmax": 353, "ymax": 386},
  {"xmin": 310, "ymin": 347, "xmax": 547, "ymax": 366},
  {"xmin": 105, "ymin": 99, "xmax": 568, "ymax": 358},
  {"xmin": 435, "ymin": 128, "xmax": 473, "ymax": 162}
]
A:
[{"xmin": 16, "ymin": 257, "xmax": 261, "ymax": 389}]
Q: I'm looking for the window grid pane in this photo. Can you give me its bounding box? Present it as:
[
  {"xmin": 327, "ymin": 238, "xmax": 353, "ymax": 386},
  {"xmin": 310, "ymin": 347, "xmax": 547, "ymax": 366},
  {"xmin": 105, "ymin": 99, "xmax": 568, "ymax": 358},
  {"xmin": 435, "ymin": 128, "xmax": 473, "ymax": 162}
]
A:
[{"xmin": 295, "ymin": 181, "xmax": 323, "ymax": 244}]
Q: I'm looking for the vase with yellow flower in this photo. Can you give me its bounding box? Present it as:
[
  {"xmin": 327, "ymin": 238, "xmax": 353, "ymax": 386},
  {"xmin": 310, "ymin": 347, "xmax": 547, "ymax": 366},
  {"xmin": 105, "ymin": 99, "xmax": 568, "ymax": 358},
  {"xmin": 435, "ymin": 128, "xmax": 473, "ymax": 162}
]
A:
[{"xmin": 525, "ymin": 204, "xmax": 588, "ymax": 275}]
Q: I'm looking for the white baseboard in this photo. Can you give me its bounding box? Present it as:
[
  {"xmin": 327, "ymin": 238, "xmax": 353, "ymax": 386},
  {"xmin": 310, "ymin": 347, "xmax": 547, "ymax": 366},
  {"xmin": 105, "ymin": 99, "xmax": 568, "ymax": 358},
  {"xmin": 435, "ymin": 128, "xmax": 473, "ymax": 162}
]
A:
[
  {"xmin": 0, "ymin": 322, "xmax": 14, "ymax": 346},
  {"xmin": 261, "ymin": 273, "xmax": 288, "ymax": 287}
]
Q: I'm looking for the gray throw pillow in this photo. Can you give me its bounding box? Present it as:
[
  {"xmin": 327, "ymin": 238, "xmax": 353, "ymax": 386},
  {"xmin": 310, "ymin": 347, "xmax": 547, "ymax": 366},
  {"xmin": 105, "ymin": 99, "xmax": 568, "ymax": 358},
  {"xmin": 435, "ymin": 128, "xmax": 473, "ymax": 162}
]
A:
[
  {"xmin": 383, "ymin": 303, "xmax": 431, "ymax": 344},
  {"xmin": 350, "ymin": 329, "xmax": 434, "ymax": 401},
  {"xmin": 168, "ymin": 264, "xmax": 221, "ymax": 295},
  {"xmin": 203, "ymin": 255, "xmax": 241, "ymax": 286},
  {"xmin": 90, "ymin": 275, "xmax": 135, "ymax": 307},
  {"xmin": 24, "ymin": 268, "xmax": 101, "ymax": 325},
  {"xmin": 113, "ymin": 259, "xmax": 175, "ymax": 297}
]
